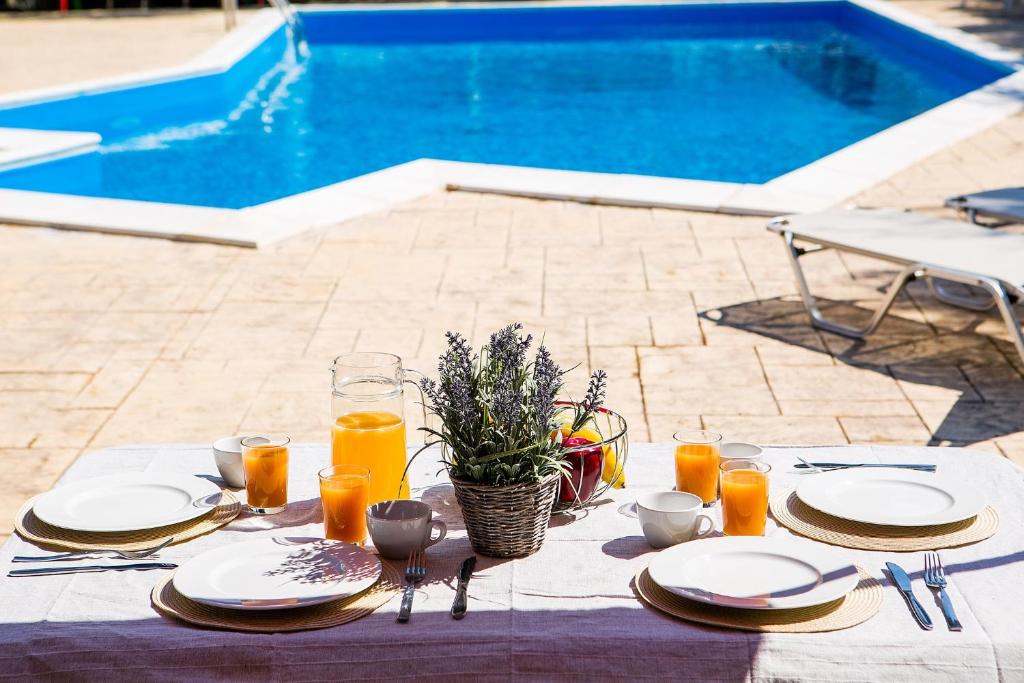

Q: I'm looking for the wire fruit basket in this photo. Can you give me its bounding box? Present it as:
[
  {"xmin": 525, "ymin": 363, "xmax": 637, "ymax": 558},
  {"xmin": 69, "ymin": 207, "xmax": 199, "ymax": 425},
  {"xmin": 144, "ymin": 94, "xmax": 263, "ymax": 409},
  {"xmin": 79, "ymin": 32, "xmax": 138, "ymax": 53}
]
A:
[{"xmin": 553, "ymin": 402, "xmax": 628, "ymax": 511}]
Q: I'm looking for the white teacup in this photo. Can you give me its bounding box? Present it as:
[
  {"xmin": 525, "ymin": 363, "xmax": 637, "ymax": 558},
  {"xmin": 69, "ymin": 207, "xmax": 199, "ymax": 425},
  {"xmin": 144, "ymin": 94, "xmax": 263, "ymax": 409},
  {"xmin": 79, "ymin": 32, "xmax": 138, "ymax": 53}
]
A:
[
  {"xmin": 636, "ymin": 491, "xmax": 715, "ymax": 549},
  {"xmin": 366, "ymin": 500, "xmax": 447, "ymax": 560},
  {"xmin": 212, "ymin": 436, "xmax": 249, "ymax": 488}
]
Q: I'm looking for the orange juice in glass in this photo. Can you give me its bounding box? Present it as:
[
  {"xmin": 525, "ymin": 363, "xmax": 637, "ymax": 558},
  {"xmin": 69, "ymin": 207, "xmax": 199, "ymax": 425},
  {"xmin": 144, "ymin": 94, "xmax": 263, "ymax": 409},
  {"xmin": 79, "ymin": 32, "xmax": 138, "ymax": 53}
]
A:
[
  {"xmin": 673, "ymin": 430, "xmax": 722, "ymax": 506},
  {"xmin": 319, "ymin": 465, "xmax": 370, "ymax": 544},
  {"xmin": 330, "ymin": 352, "xmax": 415, "ymax": 506},
  {"xmin": 720, "ymin": 460, "xmax": 771, "ymax": 536},
  {"xmin": 241, "ymin": 434, "xmax": 289, "ymax": 515}
]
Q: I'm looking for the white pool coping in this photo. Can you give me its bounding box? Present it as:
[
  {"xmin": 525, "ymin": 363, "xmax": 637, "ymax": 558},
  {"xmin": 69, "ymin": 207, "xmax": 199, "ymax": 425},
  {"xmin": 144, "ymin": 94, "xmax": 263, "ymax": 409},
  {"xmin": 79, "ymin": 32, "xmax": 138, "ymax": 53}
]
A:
[{"xmin": 0, "ymin": 0, "xmax": 1020, "ymax": 248}]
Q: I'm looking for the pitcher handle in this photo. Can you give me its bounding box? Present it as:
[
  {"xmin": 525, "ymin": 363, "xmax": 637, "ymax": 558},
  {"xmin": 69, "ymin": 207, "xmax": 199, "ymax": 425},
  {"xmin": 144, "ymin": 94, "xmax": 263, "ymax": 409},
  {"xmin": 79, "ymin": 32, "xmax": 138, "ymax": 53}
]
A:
[{"xmin": 402, "ymin": 368, "xmax": 430, "ymax": 446}]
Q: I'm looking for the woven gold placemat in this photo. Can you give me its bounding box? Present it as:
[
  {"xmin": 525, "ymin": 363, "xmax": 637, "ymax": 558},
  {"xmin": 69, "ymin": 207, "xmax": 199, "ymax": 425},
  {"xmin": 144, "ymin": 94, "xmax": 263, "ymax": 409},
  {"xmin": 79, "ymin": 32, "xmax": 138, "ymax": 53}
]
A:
[
  {"xmin": 771, "ymin": 491, "xmax": 999, "ymax": 551},
  {"xmin": 14, "ymin": 491, "xmax": 241, "ymax": 551},
  {"xmin": 634, "ymin": 566, "xmax": 881, "ymax": 633},
  {"xmin": 151, "ymin": 561, "xmax": 402, "ymax": 632}
]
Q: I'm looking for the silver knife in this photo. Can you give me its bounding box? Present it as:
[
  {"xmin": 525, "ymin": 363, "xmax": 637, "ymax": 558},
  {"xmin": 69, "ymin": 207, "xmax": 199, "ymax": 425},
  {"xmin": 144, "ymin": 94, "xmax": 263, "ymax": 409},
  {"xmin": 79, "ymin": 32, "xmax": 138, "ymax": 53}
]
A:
[
  {"xmin": 886, "ymin": 562, "xmax": 933, "ymax": 630},
  {"xmin": 8, "ymin": 562, "xmax": 177, "ymax": 577},
  {"xmin": 795, "ymin": 463, "xmax": 936, "ymax": 472},
  {"xmin": 451, "ymin": 556, "xmax": 477, "ymax": 620}
]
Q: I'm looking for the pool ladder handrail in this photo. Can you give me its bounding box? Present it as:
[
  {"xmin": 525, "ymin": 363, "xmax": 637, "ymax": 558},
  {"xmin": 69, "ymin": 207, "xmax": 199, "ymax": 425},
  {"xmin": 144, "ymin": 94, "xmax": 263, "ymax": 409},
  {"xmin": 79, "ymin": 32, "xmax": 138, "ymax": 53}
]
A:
[{"xmin": 268, "ymin": 0, "xmax": 308, "ymax": 51}]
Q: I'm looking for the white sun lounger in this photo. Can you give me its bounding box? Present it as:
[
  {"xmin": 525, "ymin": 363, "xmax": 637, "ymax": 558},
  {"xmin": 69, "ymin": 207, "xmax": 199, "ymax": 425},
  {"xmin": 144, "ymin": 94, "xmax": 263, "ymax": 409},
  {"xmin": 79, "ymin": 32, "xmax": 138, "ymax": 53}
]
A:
[
  {"xmin": 767, "ymin": 208, "xmax": 1024, "ymax": 365},
  {"xmin": 946, "ymin": 187, "xmax": 1024, "ymax": 226}
]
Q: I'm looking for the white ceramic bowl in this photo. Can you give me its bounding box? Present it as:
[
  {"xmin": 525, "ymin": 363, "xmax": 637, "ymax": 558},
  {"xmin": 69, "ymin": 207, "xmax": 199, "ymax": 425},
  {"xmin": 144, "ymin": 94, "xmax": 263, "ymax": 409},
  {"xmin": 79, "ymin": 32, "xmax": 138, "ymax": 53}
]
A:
[
  {"xmin": 720, "ymin": 442, "xmax": 763, "ymax": 461},
  {"xmin": 212, "ymin": 435, "xmax": 248, "ymax": 488}
]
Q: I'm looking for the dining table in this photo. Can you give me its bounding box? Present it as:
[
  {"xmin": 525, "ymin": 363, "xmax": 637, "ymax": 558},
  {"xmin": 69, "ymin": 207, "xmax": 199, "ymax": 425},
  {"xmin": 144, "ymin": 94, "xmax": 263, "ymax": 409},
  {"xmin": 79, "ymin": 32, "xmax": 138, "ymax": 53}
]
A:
[{"xmin": 1, "ymin": 442, "xmax": 1022, "ymax": 681}]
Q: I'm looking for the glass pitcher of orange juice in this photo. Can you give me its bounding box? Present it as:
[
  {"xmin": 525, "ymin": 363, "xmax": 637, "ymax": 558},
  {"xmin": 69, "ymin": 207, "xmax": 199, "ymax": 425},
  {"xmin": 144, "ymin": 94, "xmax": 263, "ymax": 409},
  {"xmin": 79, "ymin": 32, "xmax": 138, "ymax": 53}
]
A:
[{"xmin": 330, "ymin": 352, "xmax": 422, "ymax": 506}]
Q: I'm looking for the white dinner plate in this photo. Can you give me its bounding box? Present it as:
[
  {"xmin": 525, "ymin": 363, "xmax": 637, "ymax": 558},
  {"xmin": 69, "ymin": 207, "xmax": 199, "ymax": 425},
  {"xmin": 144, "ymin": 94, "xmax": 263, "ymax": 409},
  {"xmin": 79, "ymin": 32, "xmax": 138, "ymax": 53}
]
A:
[
  {"xmin": 647, "ymin": 536, "xmax": 860, "ymax": 610},
  {"xmin": 795, "ymin": 468, "xmax": 985, "ymax": 527},
  {"xmin": 32, "ymin": 472, "xmax": 222, "ymax": 533},
  {"xmin": 173, "ymin": 537, "xmax": 382, "ymax": 611}
]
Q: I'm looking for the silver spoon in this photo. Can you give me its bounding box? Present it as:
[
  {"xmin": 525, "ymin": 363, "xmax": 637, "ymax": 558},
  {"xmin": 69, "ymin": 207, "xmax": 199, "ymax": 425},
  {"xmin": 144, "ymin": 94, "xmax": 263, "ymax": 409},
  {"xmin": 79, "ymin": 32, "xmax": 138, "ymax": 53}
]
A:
[{"xmin": 12, "ymin": 537, "xmax": 175, "ymax": 563}]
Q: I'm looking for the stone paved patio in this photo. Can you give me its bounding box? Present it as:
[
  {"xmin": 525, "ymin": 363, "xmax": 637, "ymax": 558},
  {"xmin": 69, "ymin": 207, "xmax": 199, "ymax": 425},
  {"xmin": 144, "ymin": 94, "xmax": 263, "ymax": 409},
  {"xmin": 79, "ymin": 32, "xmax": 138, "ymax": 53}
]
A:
[{"xmin": 1, "ymin": 2, "xmax": 1023, "ymax": 539}]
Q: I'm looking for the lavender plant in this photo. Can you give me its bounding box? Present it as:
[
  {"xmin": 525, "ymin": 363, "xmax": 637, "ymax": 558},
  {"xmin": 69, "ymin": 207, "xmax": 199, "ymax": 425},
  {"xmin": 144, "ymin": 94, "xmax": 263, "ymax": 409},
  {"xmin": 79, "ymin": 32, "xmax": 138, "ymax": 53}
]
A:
[{"xmin": 418, "ymin": 323, "xmax": 604, "ymax": 486}]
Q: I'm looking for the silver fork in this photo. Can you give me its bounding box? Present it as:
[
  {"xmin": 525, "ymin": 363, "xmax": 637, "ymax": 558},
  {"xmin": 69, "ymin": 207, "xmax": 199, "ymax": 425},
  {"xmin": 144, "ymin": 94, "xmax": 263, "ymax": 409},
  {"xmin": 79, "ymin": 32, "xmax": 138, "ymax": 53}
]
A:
[
  {"xmin": 924, "ymin": 552, "xmax": 962, "ymax": 632},
  {"xmin": 396, "ymin": 548, "xmax": 427, "ymax": 623},
  {"xmin": 12, "ymin": 537, "xmax": 175, "ymax": 563}
]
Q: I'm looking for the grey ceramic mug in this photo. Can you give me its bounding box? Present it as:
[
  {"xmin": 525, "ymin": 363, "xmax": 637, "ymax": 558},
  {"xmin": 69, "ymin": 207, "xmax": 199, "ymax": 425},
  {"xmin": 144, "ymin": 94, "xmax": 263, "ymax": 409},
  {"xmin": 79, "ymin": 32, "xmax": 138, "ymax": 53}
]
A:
[{"xmin": 366, "ymin": 500, "xmax": 447, "ymax": 560}]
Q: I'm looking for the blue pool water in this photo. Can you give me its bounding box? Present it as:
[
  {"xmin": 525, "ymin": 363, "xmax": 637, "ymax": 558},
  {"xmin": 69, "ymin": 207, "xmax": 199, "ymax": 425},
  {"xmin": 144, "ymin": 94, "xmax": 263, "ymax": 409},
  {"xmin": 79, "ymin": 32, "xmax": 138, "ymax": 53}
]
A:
[{"xmin": 0, "ymin": 2, "xmax": 1011, "ymax": 209}]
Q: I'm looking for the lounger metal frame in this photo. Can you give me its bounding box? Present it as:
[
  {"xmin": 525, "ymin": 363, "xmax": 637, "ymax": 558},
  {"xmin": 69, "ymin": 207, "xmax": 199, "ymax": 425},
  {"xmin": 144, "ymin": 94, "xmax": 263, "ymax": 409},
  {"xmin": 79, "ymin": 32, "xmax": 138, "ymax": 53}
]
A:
[{"xmin": 768, "ymin": 217, "xmax": 1024, "ymax": 366}]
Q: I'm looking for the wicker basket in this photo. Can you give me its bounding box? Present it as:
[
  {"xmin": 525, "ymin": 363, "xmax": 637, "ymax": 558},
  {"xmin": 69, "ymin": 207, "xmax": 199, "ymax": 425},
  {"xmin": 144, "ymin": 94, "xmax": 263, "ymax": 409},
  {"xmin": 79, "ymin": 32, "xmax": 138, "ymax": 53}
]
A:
[{"xmin": 450, "ymin": 473, "xmax": 560, "ymax": 558}]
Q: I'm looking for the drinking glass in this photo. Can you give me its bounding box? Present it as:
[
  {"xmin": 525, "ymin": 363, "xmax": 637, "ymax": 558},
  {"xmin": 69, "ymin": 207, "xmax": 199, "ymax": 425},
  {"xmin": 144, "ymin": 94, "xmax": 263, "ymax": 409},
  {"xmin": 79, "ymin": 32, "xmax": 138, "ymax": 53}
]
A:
[
  {"xmin": 330, "ymin": 352, "xmax": 424, "ymax": 506},
  {"xmin": 319, "ymin": 465, "xmax": 370, "ymax": 545},
  {"xmin": 720, "ymin": 459, "xmax": 771, "ymax": 536},
  {"xmin": 673, "ymin": 430, "xmax": 722, "ymax": 506},
  {"xmin": 241, "ymin": 434, "xmax": 290, "ymax": 515}
]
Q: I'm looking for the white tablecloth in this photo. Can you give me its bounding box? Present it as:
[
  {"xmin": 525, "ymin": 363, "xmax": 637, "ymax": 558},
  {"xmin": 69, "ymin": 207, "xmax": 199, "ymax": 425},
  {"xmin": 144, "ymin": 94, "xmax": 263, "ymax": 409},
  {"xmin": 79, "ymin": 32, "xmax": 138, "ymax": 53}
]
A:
[{"xmin": 1, "ymin": 443, "xmax": 1022, "ymax": 682}]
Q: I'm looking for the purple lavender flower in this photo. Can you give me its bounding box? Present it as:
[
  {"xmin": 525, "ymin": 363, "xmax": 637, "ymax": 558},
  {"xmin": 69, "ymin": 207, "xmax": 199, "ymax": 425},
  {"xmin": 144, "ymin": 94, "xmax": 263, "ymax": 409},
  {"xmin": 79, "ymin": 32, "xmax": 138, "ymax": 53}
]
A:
[
  {"xmin": 532, "ymin": 345, "xmax": 562, "ymax": 426},
  {"xmin": 581, "ymin": 369, "xmax": 608, "ymax": 413},
  {"xmin": 486, "ymin": 324, "xmax": 532, "ymax": 430}
]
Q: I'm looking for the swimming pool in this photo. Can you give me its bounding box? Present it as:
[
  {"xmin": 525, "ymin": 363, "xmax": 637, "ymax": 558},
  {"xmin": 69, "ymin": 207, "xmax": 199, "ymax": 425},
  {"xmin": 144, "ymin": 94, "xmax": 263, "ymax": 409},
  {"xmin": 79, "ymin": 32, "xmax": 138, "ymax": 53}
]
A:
[{"xmin": 0, "ymin": 1, "xmax": 1020, "ymax": 244}]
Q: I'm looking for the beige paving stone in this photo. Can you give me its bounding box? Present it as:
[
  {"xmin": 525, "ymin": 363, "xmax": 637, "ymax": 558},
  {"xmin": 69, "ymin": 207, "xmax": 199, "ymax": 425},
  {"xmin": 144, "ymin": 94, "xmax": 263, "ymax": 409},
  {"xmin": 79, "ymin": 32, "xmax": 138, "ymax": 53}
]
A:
[
  {"xmin": 0, "ymin": 372, "xmax": 90, "ymax": 392},
  {"xmin": 650, "ymin": 313, "xmax": 703, "ymax": 347},
  {"xmin": 353, "ymin": 328, "xmax": 424, "ymax": 360},
  {"xmin": 754, "ymin": 342, "xmax": 835, "ymax": 367},
  {"xmin": 890, "ymin": 364, "xmax": 980, "ymax": 402},
  {"xmin": 80, "ymin": 312, "xmax": 192, "ymax": 344},
  {"xmin": 694, "ymin": 238, "xmax": 741, "ymax": 261},
  {"xmin": 702, "ymin": 416, "xmax": 848, "ymax": 446},
  {"xmin": 72, "ymin": 361, "xmax": 151, "ymax": 408},
  {"xmin": 779, "ymin": 400, "xmax": 918, "ymax": 417},
  {"xmin": 546, "ymin": 245, "xmax": 646, "ymax": 291},
  {"xmin": 186, "ymin": 302, "xmax": 322, "ymax": 359},
  {"xmin": 995, "ymin": 441, "xmax": 1024, "ymax": 467},
  {"xmin": 0, "ymin": 448, "xmax": 80, "ymax": 538},
  {"xmin": 640, "ymin": 347, "xmax": 779, "ymax": 416},
  {"xmin": 646, "ymin": 414, "xmax": 703, "ymax": 443},
  {"xmin": 416, "ymin": 212, "xmax": 508, "ymax": 250},
  {"xmin": 91, "ymin": 364, "xmax": 266, "ymax": 447},
  {"xmin": 160, "ymin": 312, "xmax": 214, "ymax": 361},
  {"xmin": 764, "ymin": 365, "xmax": 906, "ymax": 401},
  {"xmin": 913, "ymin": 399, "xmax": 1024, "ymax": 445},
  {"xmin": 689, "ymin": 285, "xmax": 759, "ymax": 310},
  {"xmin": 600, "ymin": 218, "xmax": 696, "ymax": 247},
  {"xmin": 839, "ymin": 416, "xmax": 933, "ymax": 444},
  {"xmin": 545, "ymin": 289, "xmax": 693, "ymax": 317},
  {"xmin": 644, "ymin": 253, "xmax": 751, "ymax": 291},
  {"xmin": 34, "ymin": 408, "xmax": 113, "ymax": 448},
  {"xmin": 222, "ymin": 359, "xmax": 325, "ymax": 394},
  {"xmin": 225, "ymin": 275, "xmax": 337, "ymax": 304},
  {"xmin": 508, "ymin": 208, "xmax": 602, "ymax": 247},
  {"xmin": 305, "ymin": 328, "xmax": 359, "ymax": 361},
  {"xmin": 441, "ymin": 248, "xmax": 543, "ymax": 294},
  {"xmin": 0, "ymin": 330, "xmax": 78, "ymax": 373},
  {"xmin": 239, "ymin": 391, "xmax": 331, "ymax": 443},
  {"xmin": 959, "ymin": 363, "xmax": 1024, "ymax": 401},
  {"xmin": 588, "ymin": 345, "xmax": 639, "ymax": 375},
  {"xmin": 587, "ymin": 314, "xmax": 653, "ymax": 347},
  {"xmin": 473, "ymin": 315, "xmax": 588, "ymax": 350}
]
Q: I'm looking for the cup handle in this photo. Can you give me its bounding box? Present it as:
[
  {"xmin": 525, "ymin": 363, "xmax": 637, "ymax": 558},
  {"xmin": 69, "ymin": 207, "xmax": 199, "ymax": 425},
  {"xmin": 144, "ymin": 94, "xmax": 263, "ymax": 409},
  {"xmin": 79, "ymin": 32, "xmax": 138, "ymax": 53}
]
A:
[
  {"xmin": 695, "ymin": 513, "xmax": 715, "ymax": 538},
  {"xmin": 425, "ymin": 520, "xmax": 447, "ymax": 547}
]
